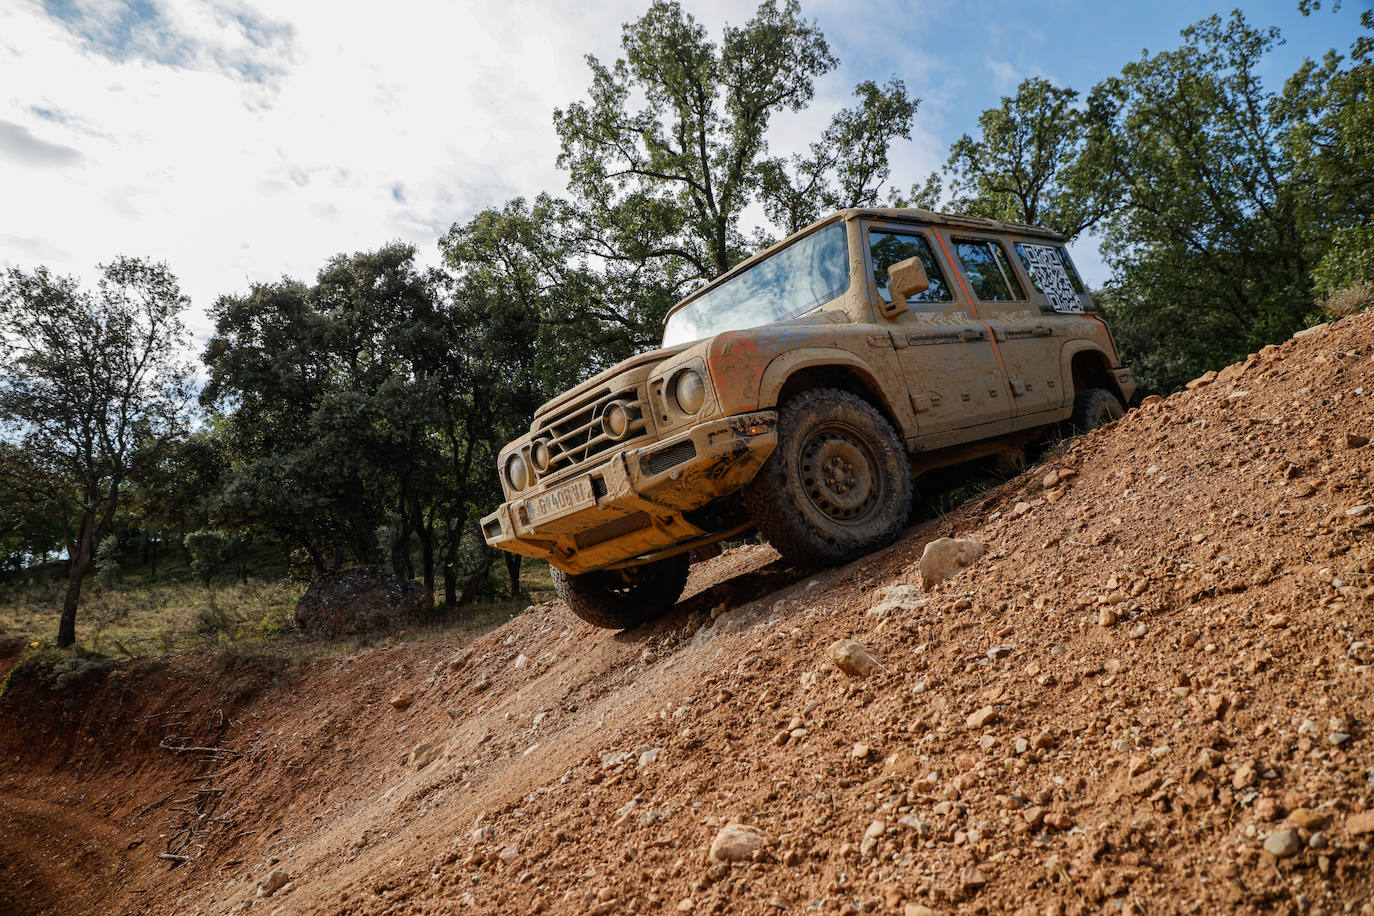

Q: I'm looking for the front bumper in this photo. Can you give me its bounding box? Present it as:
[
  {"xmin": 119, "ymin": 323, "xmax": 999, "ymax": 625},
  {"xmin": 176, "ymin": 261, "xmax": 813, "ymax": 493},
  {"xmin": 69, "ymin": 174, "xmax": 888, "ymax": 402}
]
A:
[{"xmin": 481, "ymin": 410, "xmax": 778, "ymax": 575}]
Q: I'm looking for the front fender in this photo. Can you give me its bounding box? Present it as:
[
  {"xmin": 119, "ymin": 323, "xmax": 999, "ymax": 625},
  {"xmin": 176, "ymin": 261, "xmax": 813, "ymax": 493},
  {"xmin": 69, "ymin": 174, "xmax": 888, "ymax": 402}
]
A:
[
  {"xmin": 756, "ymin": 347, "xmax": 899, "ymax": 411},
  {"xmin": 705, "ymin": 327, "xmax": 899, "ymax": 417}
]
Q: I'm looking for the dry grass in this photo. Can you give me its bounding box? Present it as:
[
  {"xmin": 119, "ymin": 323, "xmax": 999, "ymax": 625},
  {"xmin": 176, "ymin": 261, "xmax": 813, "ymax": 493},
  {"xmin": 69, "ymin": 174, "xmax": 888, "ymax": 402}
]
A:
[
  {"xmin": 1323, "ymin": 282, "xmax": 1374, "ymax": 318},
  {"xmin": 0, "ymin": 558, "xmax": 556, "ymax": 659},
  {"xmin": 0, "ymin": 578, "xmax": 302, "ymax": 656}
]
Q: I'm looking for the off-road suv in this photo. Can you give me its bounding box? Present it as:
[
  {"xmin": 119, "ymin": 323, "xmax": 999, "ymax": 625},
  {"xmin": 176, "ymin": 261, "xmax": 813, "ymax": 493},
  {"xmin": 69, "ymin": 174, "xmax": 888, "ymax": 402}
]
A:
[{"xmin": 482, "ymin": 208, "xmax": 1134, "ymax": 628}]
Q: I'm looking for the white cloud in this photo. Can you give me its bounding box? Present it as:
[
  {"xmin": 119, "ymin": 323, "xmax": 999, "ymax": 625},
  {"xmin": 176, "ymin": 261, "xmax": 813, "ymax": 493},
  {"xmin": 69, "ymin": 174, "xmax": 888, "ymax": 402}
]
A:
[
  {"xmin": 0, "ymin": 0, "xmax": 968, "ymax": 346},
  {"xmin": 1, "ymin": 0, "xmax": 662, "ymax": 341},
  {"xmin": 986, "ymin": 59, "xmax": 1020, "ymax": 94}
]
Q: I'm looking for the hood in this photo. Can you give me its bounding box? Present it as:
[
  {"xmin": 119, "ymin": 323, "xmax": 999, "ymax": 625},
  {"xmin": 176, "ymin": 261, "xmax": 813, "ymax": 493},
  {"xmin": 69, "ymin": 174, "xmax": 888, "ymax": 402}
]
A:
[{"xmin": 531, "ymin": 343, "xmax": 691, "ymax": 424}]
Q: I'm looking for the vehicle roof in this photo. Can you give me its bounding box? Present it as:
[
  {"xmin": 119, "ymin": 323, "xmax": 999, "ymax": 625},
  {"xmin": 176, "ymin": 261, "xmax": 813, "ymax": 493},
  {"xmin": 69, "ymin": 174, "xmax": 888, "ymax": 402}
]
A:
[{"xmin": 662, "ymin": 207, "xmax": 1067, "ymax": 325}]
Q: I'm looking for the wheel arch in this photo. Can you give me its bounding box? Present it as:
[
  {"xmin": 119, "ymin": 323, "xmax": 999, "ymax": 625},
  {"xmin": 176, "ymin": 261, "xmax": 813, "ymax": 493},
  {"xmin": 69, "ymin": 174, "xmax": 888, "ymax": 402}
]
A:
[
  {"xmin": 758, "ymin": 349, "xmax": 907, "ymax": 437},
  {"xmin": 1061, "ymin": 342, "xmax": 1125, "ymax": 405}
]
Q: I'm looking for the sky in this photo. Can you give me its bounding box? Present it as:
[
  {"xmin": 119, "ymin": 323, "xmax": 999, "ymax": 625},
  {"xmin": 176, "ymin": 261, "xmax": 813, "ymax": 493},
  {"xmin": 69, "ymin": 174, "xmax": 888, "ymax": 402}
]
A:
[{"xmin": 0, "ymin": 0, "xmax": 1365, "ymax": 344}]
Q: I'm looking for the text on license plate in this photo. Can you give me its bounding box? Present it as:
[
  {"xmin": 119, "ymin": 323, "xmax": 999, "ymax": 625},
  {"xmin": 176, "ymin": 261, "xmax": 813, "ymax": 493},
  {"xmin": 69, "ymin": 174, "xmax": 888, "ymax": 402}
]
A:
[{"xmin": 527, "ymin": 476, "xmax": 596, "ymax": 524}]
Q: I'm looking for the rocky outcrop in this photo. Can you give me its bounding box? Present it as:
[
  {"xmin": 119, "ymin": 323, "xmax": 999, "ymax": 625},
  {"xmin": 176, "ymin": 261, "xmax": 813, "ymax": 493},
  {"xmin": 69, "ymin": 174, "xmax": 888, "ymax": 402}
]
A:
[{"xmin": 294, "ymin": 566, "xmax": 428, "ymax": 638}]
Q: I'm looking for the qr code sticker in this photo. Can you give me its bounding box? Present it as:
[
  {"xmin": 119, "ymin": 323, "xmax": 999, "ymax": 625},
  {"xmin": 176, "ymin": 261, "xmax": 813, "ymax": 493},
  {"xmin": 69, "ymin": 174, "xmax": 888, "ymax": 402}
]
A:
[{"xmin": 1023, "ymin": 245, "xmax": 1082, "ymax": 313}]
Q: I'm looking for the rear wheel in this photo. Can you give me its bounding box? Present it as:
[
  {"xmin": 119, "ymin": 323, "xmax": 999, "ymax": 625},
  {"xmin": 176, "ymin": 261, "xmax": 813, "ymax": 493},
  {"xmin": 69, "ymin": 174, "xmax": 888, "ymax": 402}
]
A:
[
  {"xmin": 1069, "ymin": 388, "xmax": 1125, "ymax": 435},
  {"xmin": 741, "ymin": 388, "xmax": 912, "ymax": 567},
  {"xmin": 552, "ymin": 554, "xmax": 690, "ymax": 629}
]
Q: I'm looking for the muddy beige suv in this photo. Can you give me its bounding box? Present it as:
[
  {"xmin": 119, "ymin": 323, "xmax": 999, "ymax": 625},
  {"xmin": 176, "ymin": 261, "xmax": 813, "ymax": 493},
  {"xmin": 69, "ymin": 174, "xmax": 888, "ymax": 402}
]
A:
[{"xmin": 482, "ymin": 208, "xmax": 1134, "ymax": 628}]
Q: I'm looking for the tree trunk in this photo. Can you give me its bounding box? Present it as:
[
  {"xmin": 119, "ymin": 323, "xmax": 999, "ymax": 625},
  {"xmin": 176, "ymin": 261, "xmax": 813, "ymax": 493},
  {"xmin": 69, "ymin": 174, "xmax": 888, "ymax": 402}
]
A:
[
  {"xmin": 149, "ymin": 535, "xmax": 157, "ymax": 575},
  {"xmin": 57, "ymin": 514, "xmax": 94, "ymax": 647},
  {"xmin": 457, "ymin": 557, "xmax": 494, "ymax": 607},
  {"xmin": 505, "ymin": 553, "xmax": 521, "ymax": 598},
  {"xmin": 418, "ymin": 523, "xmax": 435, "ymax": 606},
  {"xmin": 443, "ymin": 563, "xmax": 457, "ymax": 607}
]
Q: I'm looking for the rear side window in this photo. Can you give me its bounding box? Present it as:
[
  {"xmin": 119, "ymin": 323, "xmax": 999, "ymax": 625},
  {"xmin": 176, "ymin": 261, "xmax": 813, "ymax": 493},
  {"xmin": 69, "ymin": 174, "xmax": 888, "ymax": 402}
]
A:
[
  {"xmin": 869, "ymin": 231, "xmax": 952, "ymax": 304},
  {"xmin": 953, "ymin": 239, "xmax": 1025, "ymax": 301},
  {"xmin": 1015, "ymin": 242, "xmax": 1086, "ymax": 313}
]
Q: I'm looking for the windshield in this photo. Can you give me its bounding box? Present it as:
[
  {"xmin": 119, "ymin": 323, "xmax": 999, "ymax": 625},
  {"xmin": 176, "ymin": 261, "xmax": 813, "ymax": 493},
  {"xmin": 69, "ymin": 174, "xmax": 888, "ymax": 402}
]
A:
[{"xmin": 663, "ymin": 221, "xmax": 850, "ymax": 347}]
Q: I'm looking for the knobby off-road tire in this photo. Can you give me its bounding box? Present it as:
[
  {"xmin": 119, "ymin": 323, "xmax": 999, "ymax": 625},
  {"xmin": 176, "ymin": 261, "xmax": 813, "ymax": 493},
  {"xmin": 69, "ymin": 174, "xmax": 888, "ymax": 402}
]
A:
[
  {"xmin": 551, "ymin": 553, "xmax": 690, "ymax": 630},
  {"xmin": 1069, "ymin": 387, "xmax": 1125, "ymax": 435},
  {"xmin": 742, "ymin": 388, "xmax": 912, "ymax": 568}
]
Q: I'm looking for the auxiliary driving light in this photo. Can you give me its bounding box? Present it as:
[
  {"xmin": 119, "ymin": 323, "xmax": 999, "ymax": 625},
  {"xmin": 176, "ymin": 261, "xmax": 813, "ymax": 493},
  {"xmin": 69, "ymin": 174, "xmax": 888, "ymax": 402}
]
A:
[
  {"xmin": 504, "ymin": 453, "xmax": 529, "ymax": 491},
  {"xmin": 530, "ymin": 439, "xmax": 551, "ymax": 473},
  {"xmin": 602, "ymin": 401, "xmax": 631, "ymax": 440},
  {"xmin": 674, "ymin": 369, "xmax": 705, "ymax": 415}
]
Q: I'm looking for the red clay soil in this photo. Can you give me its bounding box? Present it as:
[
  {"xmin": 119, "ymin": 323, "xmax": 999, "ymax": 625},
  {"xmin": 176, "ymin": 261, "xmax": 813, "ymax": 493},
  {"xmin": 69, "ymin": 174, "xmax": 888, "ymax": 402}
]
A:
[{"xmin": 2, "ymin": 313, "xmax": 1373, "ymax": 916}]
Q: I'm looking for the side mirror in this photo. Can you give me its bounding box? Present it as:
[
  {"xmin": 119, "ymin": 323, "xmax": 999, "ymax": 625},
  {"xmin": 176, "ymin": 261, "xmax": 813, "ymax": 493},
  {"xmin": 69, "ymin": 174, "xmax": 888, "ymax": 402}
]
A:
[{"xmin": 883, "ymin": 257, "xmax": 929, "ymax": 318}]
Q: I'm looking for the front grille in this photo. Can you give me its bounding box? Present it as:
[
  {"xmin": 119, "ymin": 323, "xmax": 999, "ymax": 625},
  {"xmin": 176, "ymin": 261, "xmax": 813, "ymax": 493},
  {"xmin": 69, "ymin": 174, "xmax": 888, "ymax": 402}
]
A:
[
  {"xmin": 534, "ymin": 385, "xmax": 649, "ymax": 479},
  {"xmin": 573, "ymin": 511, "xmax": 651, "ymax": 550},
  {"xmin": 641, "ymin": 440, "xmax": 697, "ymax": 476}
]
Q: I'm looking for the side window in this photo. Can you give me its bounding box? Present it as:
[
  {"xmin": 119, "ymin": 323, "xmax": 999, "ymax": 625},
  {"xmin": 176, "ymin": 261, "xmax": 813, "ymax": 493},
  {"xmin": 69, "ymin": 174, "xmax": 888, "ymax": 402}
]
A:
[
  {"xmin": 953, "ymin": 239, "xmax": 1024, "ymax": 301},
  {"xmin": 869, "ymin": 231, "xmax": 952, "ymax": 304},
  {"xmin": 1015, "ymin": 242, "xmax": 1085, "ymax": 313}
]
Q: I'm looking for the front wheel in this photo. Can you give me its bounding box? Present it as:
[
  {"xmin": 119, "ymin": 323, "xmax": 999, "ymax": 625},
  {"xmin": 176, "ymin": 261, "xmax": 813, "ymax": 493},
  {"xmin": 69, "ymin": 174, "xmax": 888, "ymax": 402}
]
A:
[
  {"xmin": 741, "ymin": 388, "xmax": 912, "ymax": 568},
  {"xmin": 552, "ymin": 554, "xmax": 690, "ymax": 629}
]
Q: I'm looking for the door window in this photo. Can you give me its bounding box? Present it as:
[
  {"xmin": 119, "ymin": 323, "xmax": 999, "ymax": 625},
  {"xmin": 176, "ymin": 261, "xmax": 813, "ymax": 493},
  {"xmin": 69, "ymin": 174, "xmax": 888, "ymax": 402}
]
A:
[
  {"xmin": 868, "ymin": 231, "xmax": 953, "ymax": 305},
  {"xmin": 953, "ymin": 239, "xmax": 1025, "ymax": 301}
]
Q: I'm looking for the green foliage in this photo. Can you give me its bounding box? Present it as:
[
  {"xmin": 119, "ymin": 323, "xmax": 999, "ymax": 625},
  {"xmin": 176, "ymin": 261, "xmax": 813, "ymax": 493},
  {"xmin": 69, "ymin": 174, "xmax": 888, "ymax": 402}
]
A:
[
  {"xmin": 202, "ymin": 243, "xmax": 440, "ymax": 572},
  {"xmin": 184, "ymin": 529, "xmax": 228, "ymax": 587},
  {"xmin": 0, "ymin": 258, "xmax": 193, "ymax": 646},
  {"xmin": 944, "ymin": 77, "xmax": 1113, "ymax": 239},
  {"xmin": 0, "ymin": 444, "xmax": 65, "ymax": 576},
  {"xmin": 95, "ymin": 535, "xmax": 121, "ymax": 589},
  {"xmin": 5, "ymin": 1, "xmax": 1373, "ymax": 629},
  {"xmin": 940, "ymin": 11, "xmax": 1372, "ymax": 391},
  {"xmin": 1082, "ymin": 13, "xmax": 1322, "ymax": 390},
  {"xmin": 1313, "ymin": 226, "xmax": 1374, "ymax": 296},
  {"xmin": 0, "ymin": 645, "xmax": 117, "ymax": 701},
  {"xmin": 555, "ymin": 0, "xmax": 839, "ymax": 279},
  {"xmin": 759, "ymin": 77, "xmax": 918, "ymax": 234},
  {"xmin": 1283, "ymin": 13, "xmax": 1374, "ymax": 295},
  {"xmin": 552, "ymin": 0, "xmax": 916, "ymax": 351}
]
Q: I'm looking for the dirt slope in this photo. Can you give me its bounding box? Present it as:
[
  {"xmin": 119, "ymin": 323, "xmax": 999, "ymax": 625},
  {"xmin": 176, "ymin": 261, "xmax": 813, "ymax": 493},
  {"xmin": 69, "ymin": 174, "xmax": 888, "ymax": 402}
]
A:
[{"xmin": 2, "ymin": 313, "xmax": 1373, "ymax": 916}]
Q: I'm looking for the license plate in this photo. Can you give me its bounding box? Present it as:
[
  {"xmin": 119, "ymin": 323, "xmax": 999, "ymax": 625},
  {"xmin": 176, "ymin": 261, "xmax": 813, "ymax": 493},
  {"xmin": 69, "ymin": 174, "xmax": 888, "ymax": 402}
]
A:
[{"xmin": 526, "ymin": 476, "xmax": 596, "ymax": 524}]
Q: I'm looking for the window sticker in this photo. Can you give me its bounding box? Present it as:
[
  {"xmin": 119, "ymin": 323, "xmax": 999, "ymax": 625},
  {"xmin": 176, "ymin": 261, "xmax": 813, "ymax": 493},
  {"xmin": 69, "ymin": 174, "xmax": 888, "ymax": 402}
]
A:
[{"xmin": 1020, "ymin": 244, "xmax": 1083, "ymax": 313}]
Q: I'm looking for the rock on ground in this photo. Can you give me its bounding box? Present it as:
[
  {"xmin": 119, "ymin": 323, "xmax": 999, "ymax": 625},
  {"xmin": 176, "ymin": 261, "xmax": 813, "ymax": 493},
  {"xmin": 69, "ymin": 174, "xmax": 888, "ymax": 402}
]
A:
[
  {"xmin": 828, "ymin": 639, "xmax": 882, "ymax": 677},
  {"xmin": 918, "ymin": 537, "xmax": 985, "ymax": 589},
  {"xmin": 257, "ymin": 870, "xmax": 290, "ymax": 897},
  {"xmin": 709, "ymin": 823, "xmax": 766, "ymax": 862}
]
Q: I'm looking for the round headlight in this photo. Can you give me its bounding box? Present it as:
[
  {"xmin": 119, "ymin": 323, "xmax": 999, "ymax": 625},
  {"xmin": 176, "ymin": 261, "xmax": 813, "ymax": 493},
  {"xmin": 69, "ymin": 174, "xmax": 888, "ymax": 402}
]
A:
[
  {"xmin": 504, "ymin": 454, "xmax": 529, "ymax": 491},
  {"xmin": 530, "ymin": 439, "xmax": 551, "ymax": 473},
  {"xmin": 602, "ymin": 401, "xmax": 630, "ymax": 440},
  {"xmin": 674, "ymin": 369, "xmax": 706, "ymax": 415}
]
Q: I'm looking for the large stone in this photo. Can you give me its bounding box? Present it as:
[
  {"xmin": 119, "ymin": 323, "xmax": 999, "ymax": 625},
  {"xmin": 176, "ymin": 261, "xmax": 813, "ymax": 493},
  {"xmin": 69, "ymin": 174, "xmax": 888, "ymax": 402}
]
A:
[
  {"xmin": 294, "ymin": 566, "xmax": 429, "ymax": 638},
  {"xmin": 709, "ymin": 823, "xmax": 766, "ymax": 862},
  {"xmin": 867, "ymin": 584, "xmax": 930, "ymax": 617},
  {"xmin": 257, "ymin": 869, "xmax": 290, "ymax": 897},
  {"xmin": 918, "ymin": 538, "xmax": 985, "ymax": 589},
  {"xmin": 829, "ymin": 640, "xmax": 883, "ymax": 678},
  {"xmin": 1263, "ymin": 829, "xmax": 1301, "ymax": 859}
]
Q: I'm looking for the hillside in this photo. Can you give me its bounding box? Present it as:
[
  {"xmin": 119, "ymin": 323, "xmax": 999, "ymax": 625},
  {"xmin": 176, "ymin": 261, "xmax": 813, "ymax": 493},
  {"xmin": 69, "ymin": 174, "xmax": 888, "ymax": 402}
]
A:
[{"xmin": 1, "ymin": 312, "xmax": 1372, "ymax": 916}]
